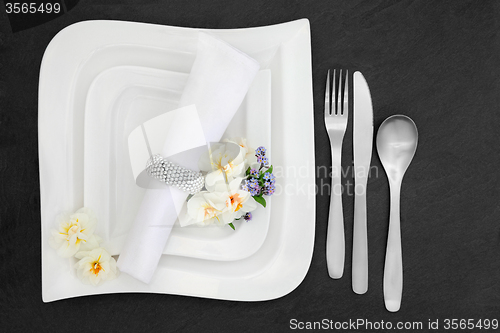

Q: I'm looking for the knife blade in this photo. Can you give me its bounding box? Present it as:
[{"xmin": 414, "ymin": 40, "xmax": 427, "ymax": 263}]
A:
[{"xmin": 352, "ymin": 71, "xmax": 373, "ymax": 294}]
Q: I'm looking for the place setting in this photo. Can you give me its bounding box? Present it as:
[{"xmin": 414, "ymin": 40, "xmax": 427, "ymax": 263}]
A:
[
  {"xmin": 324, "ymin": 69, "xmax": 418, "ymax": 312},
  {"xmin": 38, "ymin": 18, "xmax": 417, "ymax": 311}
]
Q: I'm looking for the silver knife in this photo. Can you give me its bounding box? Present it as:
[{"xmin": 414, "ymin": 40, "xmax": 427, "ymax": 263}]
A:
[{"xmin": 352, "ymin": 71, "xmax": 373, "ymax": 294}]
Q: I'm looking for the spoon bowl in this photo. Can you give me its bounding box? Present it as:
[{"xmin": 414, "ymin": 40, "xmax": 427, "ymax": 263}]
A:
[
  {"xmin": 377, "ymin": 115, "xmax": 418, "ymax": 181},
  {"xmin": 376, "ymin": 115, "xmax": 418, "ymax": 312}
]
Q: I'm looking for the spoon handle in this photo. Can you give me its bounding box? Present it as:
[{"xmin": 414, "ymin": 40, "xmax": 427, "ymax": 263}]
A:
[
  {"xmin": 384, "ymin": 182, "xmax": 403, "ymax": 312},
  {"xmin": 326, "ymin": 146, "xmax": 345, "ymax": 279}
]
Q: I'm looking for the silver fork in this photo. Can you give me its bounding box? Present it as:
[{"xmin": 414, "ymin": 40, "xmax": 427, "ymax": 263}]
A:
[{"xmin": 324, "ymin": 69, "xmax": 348, "ymax": 279}]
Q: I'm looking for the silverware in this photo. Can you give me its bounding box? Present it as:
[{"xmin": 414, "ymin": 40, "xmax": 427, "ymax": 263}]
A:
[
  {"xmin": 376, "ymin": 115, "xmax": 418, "ymax": 312},
  {"xmin": 352, "ymin": 71, "xmax": 373, "ymax": 294},
  {"xmin": 324, "ymin": 69, "xmax": 348, "ymax": 279}
]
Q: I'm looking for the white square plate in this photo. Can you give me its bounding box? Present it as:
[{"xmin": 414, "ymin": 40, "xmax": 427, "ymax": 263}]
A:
[
  {"xmin": 39, "ymin": 19, "xmax": 315, "ymax": 302},
  {"xmin": 84, "ymin": 65, "xmax": 272, "ymax": 261}
]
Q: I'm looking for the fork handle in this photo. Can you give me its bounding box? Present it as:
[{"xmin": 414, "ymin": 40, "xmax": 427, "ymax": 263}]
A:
[
  {"xmin": 352, "ymin": 181, "xmax": 368, "ymax": 294},
  {"xmin": 326, "ymin": 145, "xmax": 344, "ymax": 279}
]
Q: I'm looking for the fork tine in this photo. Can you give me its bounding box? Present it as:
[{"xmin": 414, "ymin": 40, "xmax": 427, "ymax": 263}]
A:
[
  {"xmin": 325, "ymin": 69, "xmax": 330, "ymax": 116},
  {"xmin": 333, "ymin": 69, "xmax": 337, "ymax": 115},
  {"xmin": 336, "ymin": 69, "xmax": 342, "ymax": 115},
  {"xmin": 343, "ymin": 70, "xmax": 348, "ymax": 116}
]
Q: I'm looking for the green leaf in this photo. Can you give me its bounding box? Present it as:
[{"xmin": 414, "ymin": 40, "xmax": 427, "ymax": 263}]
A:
[
  {"xmin": 253, "ymin": 195, "xmax": 266, "ymax": 207},
  {"xmin": 186, "ymin": 194, "xmax": 194, "ymax": 201},
  {"xmin": 245, "ymin": 166, "xmax": 251, "ymax": 176},
  {"xmin": 228, "ymin": 222, "xmax": 236, "ymax": 230},
  {"xmin": 266, "ymin": 165, "xmax": 273, "ymax": 174}
]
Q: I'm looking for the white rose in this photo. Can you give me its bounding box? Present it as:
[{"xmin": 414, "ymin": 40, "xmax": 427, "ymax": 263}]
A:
[
  {"xmin": 222, "ymin": 137, "xmax": 256, "ymax": 166},
  {"xmin": 198, "ymin": 142, "xmax": 247, "ymax": 191},
  {"xmin": 49, "ymin": 207, "xmax": 100, "ymax": 258},
  {"xmin": 75, "ymin": 247, "xmax": 118, "ymax": 286},
  {"xmin": 186, "ymin": 191, "xmax": 228, "ymax": 226},
  {"xmin": 214, "ymin": 177, "xmax": 257, "ymax": 223}
]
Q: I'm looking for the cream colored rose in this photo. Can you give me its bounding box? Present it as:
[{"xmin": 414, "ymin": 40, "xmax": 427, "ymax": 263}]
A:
[
  {"xmin": 222, "ymin": 137, "xmax": 256, "ymax": 166},
  {"xmin": 214, "ymin": 177, "xmax": 257, "ymax": 223},
  {"xmin": 185, "ymin": 177, "xmax": 257, "ymax": 227},
  {"xmin": 75, "ymin": 247, "xmax": 118, "ymax": 286},
  {"xmin": 187, "ymin": 191, "xmax": 227, "ymax": 226},
  {"xmin": 49, "ymin": 207, "xmax": 100, "ymax": 258},
  {"xmin": 198, "ymin": 142, "xmax": 247, "ymax": 191}
]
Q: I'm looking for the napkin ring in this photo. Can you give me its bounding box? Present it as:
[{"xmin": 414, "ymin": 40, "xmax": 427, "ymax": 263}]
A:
[{"xmin": 146, "ymin": 154, "xmax": 204, "ymax": 194}]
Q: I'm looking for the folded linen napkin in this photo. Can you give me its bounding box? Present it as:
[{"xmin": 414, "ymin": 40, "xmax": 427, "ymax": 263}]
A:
[{"xmin": 116, "ymin": 32, "xmax": 260, "ymax": 283}]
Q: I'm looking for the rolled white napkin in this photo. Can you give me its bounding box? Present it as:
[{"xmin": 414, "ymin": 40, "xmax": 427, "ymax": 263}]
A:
[{"xmin": 116, "ymin": 32, "xmax": 260, "ymax": 283}]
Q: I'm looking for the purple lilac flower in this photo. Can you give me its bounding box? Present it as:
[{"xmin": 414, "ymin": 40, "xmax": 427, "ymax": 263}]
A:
[
  {"xmin": 263, "ymin": 184, "xmax": 276, "ymax": 196},
  {"xmin": 263, "ymin": 172, "xmax": 276, "ymax": 184},
  {"xmin": 257, "ymin": 155, "xmax": 269, "ymax": 166},
  {"xmin": 250, "ymin": 186, "xmax": 261, "ymax": 196},
  {"xmin": 249, "ymin": 168, "xmax": 258, "ymax": 177},
  {"xmin": 242, "ymin": 178, "xmax": 261, "ymax": 196},
  {"xmin": 255, "ymin": 146, "xmax": 266, "ymax": 156},
  {"xmin": 263, "ymin": 174, "xmax": 276, "ymax": 193},
  {"xmin": 244, "ymin": 212, "xmax": 252, "ymax": 221}
]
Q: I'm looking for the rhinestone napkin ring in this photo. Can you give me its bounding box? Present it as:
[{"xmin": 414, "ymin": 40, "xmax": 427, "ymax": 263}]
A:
[{"xmin": 146, "ymin": 154, "xmax": 204, "ymax": 194}]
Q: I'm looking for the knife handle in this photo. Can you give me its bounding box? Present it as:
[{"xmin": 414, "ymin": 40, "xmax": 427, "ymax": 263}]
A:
[
  {"xmin": 326, "ymin": 150, "xmax": 344, "ymax": 279},
  {"xmin": 352, "ymin": 184, "xmax": 368, "ymax": 294}
]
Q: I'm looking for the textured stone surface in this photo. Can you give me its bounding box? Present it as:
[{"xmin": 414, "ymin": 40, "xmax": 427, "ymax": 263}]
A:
[{"xmin": 0, "ymin": 0, "xmax": 499, "ymax": 332}]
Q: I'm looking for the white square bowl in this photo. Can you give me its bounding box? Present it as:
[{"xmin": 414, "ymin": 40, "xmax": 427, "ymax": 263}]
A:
[
  {"xmin": 84, "ymin": 66, "xmax": 272, "ymax": 261},
  {"xmin": 39, "ymin": 19, "xmax": 315, "ymax": 302}
]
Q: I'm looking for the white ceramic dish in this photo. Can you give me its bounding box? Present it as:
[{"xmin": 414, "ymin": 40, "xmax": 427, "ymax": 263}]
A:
[
  {"xmin": 84, "ymin": 66, "xmax": 272, "ymax": 260},
  {"xmin": 39, "ymin": 19, "xmax": 315, "ymax": 302}
]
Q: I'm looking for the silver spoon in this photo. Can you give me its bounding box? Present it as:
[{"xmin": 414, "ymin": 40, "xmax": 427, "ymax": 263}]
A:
[{"xmin": 376, "ymin": 115, "xmax": 418, "ymax": 312}]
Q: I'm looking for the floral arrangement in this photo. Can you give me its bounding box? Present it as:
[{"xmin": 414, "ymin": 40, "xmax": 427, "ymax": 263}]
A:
[
  {"xmin": 48, "ymin": 138, "xmax": 275, "ymax": 286},
  {"xmin": 49, "ymin": 208, "xmax": 118, "ymax": 286},
  {"xmin": 185, "ymin": 137, "xmax": 276, "ymax": 230}
]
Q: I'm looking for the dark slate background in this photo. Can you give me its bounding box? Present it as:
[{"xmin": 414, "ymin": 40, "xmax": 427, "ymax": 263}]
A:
[{"xmin": 1, "ymin": 0, "xmax": 499, "ymax": 332}]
